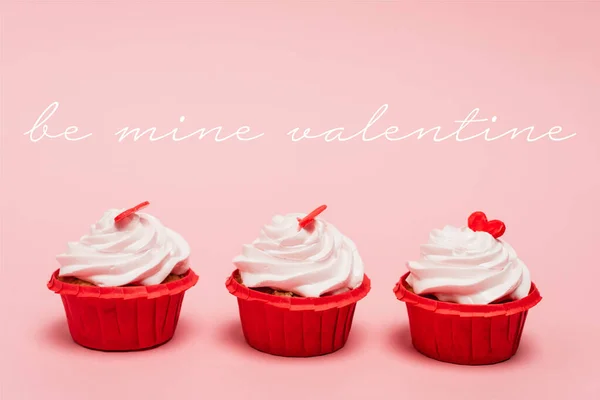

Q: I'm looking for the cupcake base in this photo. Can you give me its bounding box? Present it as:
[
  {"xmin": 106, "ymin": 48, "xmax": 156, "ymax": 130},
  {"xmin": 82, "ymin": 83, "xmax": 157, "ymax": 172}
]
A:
[
  {"xmin": 47, "ymin": 269, "xmax": 198, "ymax": 351},
  {"xmin": 394, "ymin": 272, "xmax": 542, "ymax": 365},
  {"xmin": 57, "ymin": 273, "xmax": 184, "ymax": 287},
  {"xmin": 226, "ymin": 270, "xmax": 371, "ymax": 357}
]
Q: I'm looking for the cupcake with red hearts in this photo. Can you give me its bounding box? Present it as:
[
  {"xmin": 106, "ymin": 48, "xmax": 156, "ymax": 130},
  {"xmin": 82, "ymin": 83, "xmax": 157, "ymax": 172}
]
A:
[
  {"xmin": 394, "ymin": 212, "xmax": 541, "ymax": 365},
  {"xmin": 47, "ymin": 202, "xmax": 198, "ymax": 351},
  {"xmin": 226, "ymin": 205, "xmax": 371, "ymax": 357}
]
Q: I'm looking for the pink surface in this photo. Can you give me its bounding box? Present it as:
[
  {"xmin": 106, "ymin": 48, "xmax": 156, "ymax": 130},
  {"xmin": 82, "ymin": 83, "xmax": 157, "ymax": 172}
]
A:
[{"xmin": 1, "ymin": 1, "xmax": 599, "ymax": 399}]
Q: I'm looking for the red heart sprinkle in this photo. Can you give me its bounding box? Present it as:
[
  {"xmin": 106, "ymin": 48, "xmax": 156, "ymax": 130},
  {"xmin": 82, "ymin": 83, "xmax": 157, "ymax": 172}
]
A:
[
  {"xmin": 467, "ymin": 211, "xmax": 506, "ymax": 238},
  {"xmin": 297, "ymin": 205, "xmax": 327, "ymax": 229},
  {"xmin": 114, "ymin": 201, "xmax": 150, "ymax": 223}
]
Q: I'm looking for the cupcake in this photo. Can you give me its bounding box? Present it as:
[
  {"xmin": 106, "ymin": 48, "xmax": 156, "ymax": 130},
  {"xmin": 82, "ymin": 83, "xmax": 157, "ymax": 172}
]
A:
[
  {"xmin": 226, "ymin": 205, "xmax": 370, "ymax": 357},
  {"xmin": 394, "ymin": 211, "xmax": 542, "ymax": 365},
  {"xmin": 47, "ymin": 202, "xmax": 198, "ymax": 351}
]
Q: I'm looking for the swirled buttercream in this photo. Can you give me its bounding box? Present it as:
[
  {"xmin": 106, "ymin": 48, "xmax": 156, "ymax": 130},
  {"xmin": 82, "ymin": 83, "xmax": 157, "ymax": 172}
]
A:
[
  {"xmin": 406, "ymin": 225, "xmax": 530, "ymax": 304},
  {"xmin": 233, "ymin": 213, "xmax": 364, "ymax": 297},
  {"xmin": 57, "ymin": 209, "xmax": 190, "ymax": 286}
]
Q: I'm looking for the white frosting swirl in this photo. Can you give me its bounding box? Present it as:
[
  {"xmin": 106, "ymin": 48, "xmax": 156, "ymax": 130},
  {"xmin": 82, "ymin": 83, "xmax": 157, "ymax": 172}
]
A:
[
  {"xmin": 406, "ymin": 225, "xmax": 531, "ymax": 305},
  {"xmin": 57, "ymin": 209, "xmax": 190, "ymax": 287},
  {"xmin": 233, "ymin": 213, "xmax": 364, "ymax": 297}
]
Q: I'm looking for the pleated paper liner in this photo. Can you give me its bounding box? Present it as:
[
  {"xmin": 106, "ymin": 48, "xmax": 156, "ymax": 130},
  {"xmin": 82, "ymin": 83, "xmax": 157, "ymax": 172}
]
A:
[
  {"xmin": 226, "ymin": 270, "xmax": 371, "ymax": 357},
  {"xmin": 394, "ymin": 272, "xmax": 542, "ymax": 365},
  {"xmin": 47, "ymin": 268, "xmax": 199, "ymax": 351}
]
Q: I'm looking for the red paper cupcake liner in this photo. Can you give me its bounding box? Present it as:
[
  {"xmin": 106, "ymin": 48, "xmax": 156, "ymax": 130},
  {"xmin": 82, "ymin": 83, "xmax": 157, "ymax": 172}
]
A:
[
  {"xmin": 47, "ymin": 269, "xmax": 198, "ymax": 351},
  {"xmin": 393, "ymin": 272, "xmax": 542, "ymax": 365},
  {"xmin": 226, "ymin": 270, "xmax": 371, "ymax": 357}
]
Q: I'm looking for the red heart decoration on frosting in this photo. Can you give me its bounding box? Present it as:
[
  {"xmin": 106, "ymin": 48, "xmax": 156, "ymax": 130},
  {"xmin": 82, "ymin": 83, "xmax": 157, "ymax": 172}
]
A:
[
  {"xmin": 467, "ymin": 211, "xmax": 506, "ymax": 238},
  {"xmin": 114, "ymin": 201, "xmax": 150, "ymax": 223},
  {"xmin": 298, "ymin": 205, "xmax": 327, "ymax": 229}
]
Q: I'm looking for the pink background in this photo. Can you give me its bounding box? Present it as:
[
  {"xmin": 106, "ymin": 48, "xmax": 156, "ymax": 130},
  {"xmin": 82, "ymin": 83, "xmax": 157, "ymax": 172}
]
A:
[{"xmin": 1, "ymin": 1, "xmax": 599, "ymax": 399}]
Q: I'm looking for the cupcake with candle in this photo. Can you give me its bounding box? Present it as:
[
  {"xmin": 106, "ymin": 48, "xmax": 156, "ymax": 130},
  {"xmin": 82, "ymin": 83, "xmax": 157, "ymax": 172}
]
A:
[
  {"xmin": 394, "ymin": 211, "xmax": 542, "ymax": 365},
  {"xmin": 47, "ymin": 202, "xmax": 198, "ymax": 351},
  {"xmin": 226, "ymin": 205, "xmax": 371, "ymax": 357}
]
